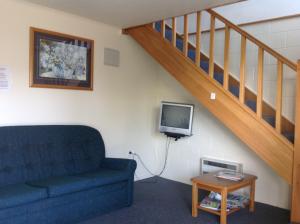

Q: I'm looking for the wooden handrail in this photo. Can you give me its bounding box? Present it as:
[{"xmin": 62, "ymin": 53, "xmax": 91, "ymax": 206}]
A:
[
  {"xmin": 206, "ymin": 9, "xmax": 297, "ymax": 71},
  {"xmin": 186, "ymin": 13, "xmax": 300, "ymax": 37}
]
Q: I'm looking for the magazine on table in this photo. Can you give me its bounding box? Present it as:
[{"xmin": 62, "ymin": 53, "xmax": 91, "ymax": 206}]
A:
[
  {"xmin": 200, "ymin": 192, "xmax": 249, "ymax": 211},
  {"xmin": 215, "ymin": 170, "xmax": 244, "ymax": 181}
]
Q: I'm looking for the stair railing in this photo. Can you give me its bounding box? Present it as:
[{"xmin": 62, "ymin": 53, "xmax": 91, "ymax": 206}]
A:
[
  {"xmin": 153, "ymin": 9, "xmax": 298, "ymax": 142},
  {"xmin": 207, "ymin": 9, "xmax": 297, "ymax": 134}
]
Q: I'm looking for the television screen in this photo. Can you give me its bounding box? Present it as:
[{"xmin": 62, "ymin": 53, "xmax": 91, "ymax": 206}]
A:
[
  {"xmin": 159, "ymin": 102, "xmax": 194, "ymax": 136},
  {"xmin": 161, "ymin": 105, "xmax": 191, "ymax": 129}
]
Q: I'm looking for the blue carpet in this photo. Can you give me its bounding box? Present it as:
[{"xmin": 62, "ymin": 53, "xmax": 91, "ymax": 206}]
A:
[{"xmin": 80, "ymin": 177, "xmax": 290, "ymax": 224}]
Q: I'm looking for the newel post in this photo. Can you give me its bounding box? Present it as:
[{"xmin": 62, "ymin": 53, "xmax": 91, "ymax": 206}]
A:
[{"xmin": 291, "ymin": 60, "xmax": 300, "ymax": 223}]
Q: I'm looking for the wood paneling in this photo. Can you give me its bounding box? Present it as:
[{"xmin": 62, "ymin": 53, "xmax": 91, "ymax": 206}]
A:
[
  {"xmin": 127, "ymin": 25, "xmax": 293, "ymax": 183},
  {"xmin": 291, "ymin": 60, "xmax": 300, "ymax": 223}
]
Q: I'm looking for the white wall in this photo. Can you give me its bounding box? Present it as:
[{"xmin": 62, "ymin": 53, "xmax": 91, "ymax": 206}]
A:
[
  {"xmin": 0, "ymin": 0, "xmax": 292, "ymax": 211},
  {"xmin": 155, "ymin": 66, "xmax": 291, "ymax": 209},
  {"xmin": 167, "ymin": 0, "xmax": 300, "ymax": 34},
  {"xmin": 215, "ymin": 0, "xmax": 300, "ymax": 28},
  {"xmin": 0, "ymin": 0, "xmax": 159, "ymax": 178}
]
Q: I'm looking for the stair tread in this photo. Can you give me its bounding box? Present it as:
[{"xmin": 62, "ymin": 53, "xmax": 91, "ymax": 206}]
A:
[
  {"xmin": 165, "ymin": 30, "xmax": 172, "ymax": 42},
  {"xmin": 176, "ymin": 39, "xmax": 183, "ymax": 51},
  {"xmin": 213, "ymin": 72, "xmax": 224, "ymax": 85},
  {"xmin": 262, "ymin": 115, "xmax": 275, "ymax": 127},
  {"xmin": 283, "ymin": 132, "xmax": 295, "ymax": 143},
  {"xmin": 188, "ymin": 49, "xmax": 195, "ymax": 61},
  {"xmin": 245, "ymin": 100, "xmax": 257, "ymax": 112},
  {"xmin": 229, "ymin": 85, "xmax": 239, "ymax": 98}
]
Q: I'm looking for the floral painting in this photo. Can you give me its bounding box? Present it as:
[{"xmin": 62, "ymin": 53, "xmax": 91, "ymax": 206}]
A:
[
  {"xmin": 30, "ymin": 27, "xmax": 93, "ymax": 90},
  {"xmin": 39, "ymin": 39, "xmax": 87, "ymax": 81}
]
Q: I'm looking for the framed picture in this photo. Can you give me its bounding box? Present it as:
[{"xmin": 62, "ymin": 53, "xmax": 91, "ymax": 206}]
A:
[{"xmin": 29, "ymin": 27, "xmax": 94, "ymax": 90}]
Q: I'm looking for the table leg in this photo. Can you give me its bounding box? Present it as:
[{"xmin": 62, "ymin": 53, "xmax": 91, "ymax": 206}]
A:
[
  {"xmin": 220, "ymin": 189, "xmax": 227, "ymax": 224},
  {"xmin": 249, "ymin": 180, "xmax": 256, "ymax": 212},
  {"xmin": 192, "ymin": 182, "xmax": 198, "ymax": 217}
]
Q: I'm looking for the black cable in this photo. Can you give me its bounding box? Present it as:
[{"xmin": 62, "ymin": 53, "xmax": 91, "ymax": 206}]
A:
[{"xmin": 131, "ymin": 136, "xmax": 171, "ymax": 183}]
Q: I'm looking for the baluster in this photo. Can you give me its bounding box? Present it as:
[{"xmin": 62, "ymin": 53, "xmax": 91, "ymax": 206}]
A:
[
  {"xmin": 160, "ymin": 20, "xmax": 165, "ymax": 38},
  {"xmin": 239, "ymin": 36, "xmax": 246, "ymax": 103},
  {"xmin": 275, "ymin": 60, "xmax": 283, "ymax": 133},
  {"xmin": 209, "ymin": 15, "xmax": 215, "ymax": 77},
  {"xmin": 183, "ymin": 14, "xmax": 188, "ymax": 56},
  {"xmin": 223, "ymin": 25, "xmax": 230, "ymax": 90},
  {"xmin": 195, "ymin": 11, "xmax": 202, "ymax": 66},
  {"xmin": 172, "ymin": 17, "xmax": 176, "ymax": 47},
  {"xmin": 257, "ymin": 47, "xmax": 264, "ymax": 118}
]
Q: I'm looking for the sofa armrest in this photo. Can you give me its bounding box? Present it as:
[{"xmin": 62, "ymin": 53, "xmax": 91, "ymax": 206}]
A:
[{"xmin": 101, "ymin": 158, "xmax": 137, "ymax": 173}]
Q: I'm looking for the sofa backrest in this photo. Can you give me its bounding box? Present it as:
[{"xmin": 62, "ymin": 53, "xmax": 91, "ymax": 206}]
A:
[{"xmin": 0, "ymin": 125, "xmax": 105, "ymax": 187}]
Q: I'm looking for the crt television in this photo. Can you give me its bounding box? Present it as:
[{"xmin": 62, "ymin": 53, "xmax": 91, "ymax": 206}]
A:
[{"xmin": 159, "ymin": 101, "xmax": 194, "ymax": 136}]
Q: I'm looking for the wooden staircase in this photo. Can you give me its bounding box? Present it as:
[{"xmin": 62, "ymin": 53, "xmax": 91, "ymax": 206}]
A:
[{"xmin": 124, "ymin": 9, "xmax": 300, "ymax": 222}]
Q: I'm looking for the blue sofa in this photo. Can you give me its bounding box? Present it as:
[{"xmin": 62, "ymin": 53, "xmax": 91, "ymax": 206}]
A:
[{"xmin": 0, "ymin": 125, "xmax": 137, "ymax": 224}]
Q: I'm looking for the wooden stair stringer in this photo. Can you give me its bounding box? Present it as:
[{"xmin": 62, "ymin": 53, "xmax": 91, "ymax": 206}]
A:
[{"xmin": 127, "ymin": 25, "xmax": 293, "ymax": 184}]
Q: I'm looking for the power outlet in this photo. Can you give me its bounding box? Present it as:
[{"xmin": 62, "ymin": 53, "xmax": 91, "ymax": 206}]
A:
[
  {"xmin": 129, "ymin": 150, "xmax": 135, "ymax": 155},
  {"xmin": 210, "ymin": 92, "xmax": 216, "ymax": 100}
]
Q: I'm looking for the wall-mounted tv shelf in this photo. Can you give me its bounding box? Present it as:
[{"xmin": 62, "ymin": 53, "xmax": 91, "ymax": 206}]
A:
[{"xmin": 164, "ymin": 132, "xmax": 186, "ymax": 141}]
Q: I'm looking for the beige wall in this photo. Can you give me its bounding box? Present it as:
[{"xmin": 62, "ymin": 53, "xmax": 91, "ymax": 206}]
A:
[
  {"xmin": 0, "ymin": 0, "xmax": 159, "ymax": 174},
  {"xmin": 0, "ymin": 0, "xmax": 292, "ymax": 210}
]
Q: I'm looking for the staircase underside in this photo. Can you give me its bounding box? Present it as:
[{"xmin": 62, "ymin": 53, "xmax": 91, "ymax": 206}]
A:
[{"xmin": 126, "ymin": 25, "xmax": 293, "ymax": 184}]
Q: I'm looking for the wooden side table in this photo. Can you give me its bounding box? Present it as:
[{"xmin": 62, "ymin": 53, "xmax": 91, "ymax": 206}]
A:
[{"xmin": 191, "ymin": 172, "xmax": 257, "ymax": 224}]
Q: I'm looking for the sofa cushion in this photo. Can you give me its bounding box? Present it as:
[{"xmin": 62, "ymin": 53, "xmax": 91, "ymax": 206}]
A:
[
  {"xmin": 0, "ymin": 183, "xmax": 47, "ymax": 209},
  {"xmin": 27, "ymin": 176, "xmax": 94, "ymax": 197},
  {"xmin": 75, "ymin": 168, "xmax": 129, "ymax": 187}
]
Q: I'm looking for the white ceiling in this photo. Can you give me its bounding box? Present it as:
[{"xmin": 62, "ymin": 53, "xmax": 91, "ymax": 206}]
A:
[{"xmin": 22, "ymin": 0, "xmax": 242, "ymax": 28}]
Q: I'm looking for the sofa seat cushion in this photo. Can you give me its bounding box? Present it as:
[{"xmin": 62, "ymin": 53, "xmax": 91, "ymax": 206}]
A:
[
  {"xmin": 75, "ymin": 168, "xmax": 129, "ymax": 187},
  {"xmin": 27, "ymin": 176, "xmax": 94, "ymax": 197},
  {"xmin": 0, "ymin": 183, "xmax": 47, "ymax": 209}
]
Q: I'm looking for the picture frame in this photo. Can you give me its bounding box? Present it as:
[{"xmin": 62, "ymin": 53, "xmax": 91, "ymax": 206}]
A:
[{"xmin": 29, "ymin": 27, "xmax": 94, "ymax": 90}]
